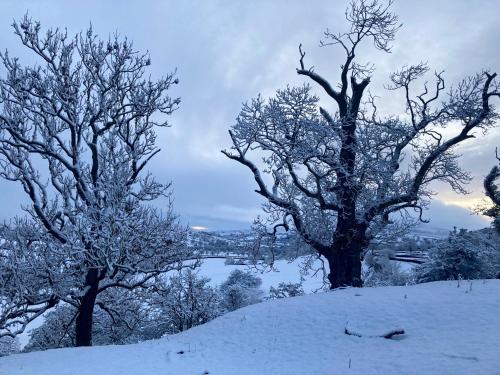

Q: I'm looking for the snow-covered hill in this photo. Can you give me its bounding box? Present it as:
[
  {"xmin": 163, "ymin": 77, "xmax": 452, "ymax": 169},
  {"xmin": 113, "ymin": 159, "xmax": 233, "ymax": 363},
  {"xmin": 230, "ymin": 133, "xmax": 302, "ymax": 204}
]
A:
[{"xmin": 2, "ymin": 280, "xmax": 499, "ymax": 375}]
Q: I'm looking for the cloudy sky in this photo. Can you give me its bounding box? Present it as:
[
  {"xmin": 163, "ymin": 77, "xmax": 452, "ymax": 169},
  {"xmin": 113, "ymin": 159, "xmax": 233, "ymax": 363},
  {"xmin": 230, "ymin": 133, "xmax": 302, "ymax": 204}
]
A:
[{"xmin": 0, "ymin": 0, "xmax": 499, "ymax": 231}]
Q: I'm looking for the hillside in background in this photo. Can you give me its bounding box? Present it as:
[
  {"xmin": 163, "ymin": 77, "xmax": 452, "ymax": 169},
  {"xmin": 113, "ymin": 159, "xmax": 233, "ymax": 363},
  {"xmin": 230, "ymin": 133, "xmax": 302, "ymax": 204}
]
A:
[{"xmin": 187, "ymin": 224, "xmax": 457, "ymax": 269}]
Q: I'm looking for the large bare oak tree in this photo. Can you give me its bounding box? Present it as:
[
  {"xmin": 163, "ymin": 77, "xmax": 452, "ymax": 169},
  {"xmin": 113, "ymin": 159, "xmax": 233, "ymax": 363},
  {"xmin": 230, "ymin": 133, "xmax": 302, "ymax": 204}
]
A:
[{"xmin": 223, "ymin": 0, "xmax": 500, "ymax": 288}]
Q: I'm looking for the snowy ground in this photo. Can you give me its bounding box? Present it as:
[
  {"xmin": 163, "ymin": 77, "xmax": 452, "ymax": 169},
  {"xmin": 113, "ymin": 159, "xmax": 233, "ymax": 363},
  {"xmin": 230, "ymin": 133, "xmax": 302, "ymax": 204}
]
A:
[
  {"xmin": 198, "ymin": 257, "xmax": 327, "ymax": 292},
  {"xmin": 2, "ymin": 280, "xmax": 499, "ymax": 375}
]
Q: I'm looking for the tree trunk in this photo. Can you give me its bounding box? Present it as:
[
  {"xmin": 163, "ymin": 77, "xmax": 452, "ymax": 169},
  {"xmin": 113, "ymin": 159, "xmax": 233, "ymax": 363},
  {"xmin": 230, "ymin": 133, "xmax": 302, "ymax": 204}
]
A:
[
  {"xmin": 75, "ymin": 268, "xmax": 99, "ymax": 347},
  {"xmin": 326, "ymin": 224, "xmax": 364, "ymax": 289}
]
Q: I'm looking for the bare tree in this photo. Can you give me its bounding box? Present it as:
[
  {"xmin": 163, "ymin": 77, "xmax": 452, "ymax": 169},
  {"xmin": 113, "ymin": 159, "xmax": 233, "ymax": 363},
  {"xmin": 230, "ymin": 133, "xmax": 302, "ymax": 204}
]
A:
[
  {"xmin": 149, "ymin": 269, "xmax": 221, "ymax": 334},
  {"xmin": 0, "ymin": 17, "xmax": 191, "ymax": 345},
  {"xmin": 223, "ymin": 0, "xmax": 500, "ymax": 288}
]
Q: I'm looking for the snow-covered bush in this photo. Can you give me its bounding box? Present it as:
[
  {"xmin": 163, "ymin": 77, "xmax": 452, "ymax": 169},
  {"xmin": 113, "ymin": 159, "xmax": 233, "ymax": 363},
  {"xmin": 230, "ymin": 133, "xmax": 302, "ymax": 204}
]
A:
[
  {"xmin": 363, "ymin": 252, "xmax": 413, "ymax": 287},
  {"xmin": 24, "ymin": 305, "xmax": 75, "ymax": 351},
  {"xmin": 414, "ymin": 229, "xmax": 500, "ymax": 283},
  {"xmin": 90, "ymin": 289, "xmax": 153, "ymax": 345},
  {"xmin": 219, "ymin": 270, "xmax": 263, "ymax": 312},
  {"xmin": 150, "ymin": 269, "xmax": 221, "ymax": 335},
  {"xmin": 0, "ymin": 336, "xmax": 20, "ymax": 357},
  {"xmin": 268, "ymin": 282, "xmax": 305, "ymax": 299}
]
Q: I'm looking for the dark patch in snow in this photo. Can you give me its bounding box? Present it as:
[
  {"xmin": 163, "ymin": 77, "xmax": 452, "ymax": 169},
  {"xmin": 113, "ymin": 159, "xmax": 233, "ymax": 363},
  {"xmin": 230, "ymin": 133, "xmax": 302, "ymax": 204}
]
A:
[{"xmin": 345, "ymin": 327, "xmax": 405, "ymax": 339}]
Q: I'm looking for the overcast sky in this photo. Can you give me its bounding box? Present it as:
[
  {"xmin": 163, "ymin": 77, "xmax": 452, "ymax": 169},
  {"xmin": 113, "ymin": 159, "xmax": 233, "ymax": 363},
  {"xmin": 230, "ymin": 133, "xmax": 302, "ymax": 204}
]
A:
[{"xmin": 0, "ymin": 0, "xmax": 499, "ymax": 231}]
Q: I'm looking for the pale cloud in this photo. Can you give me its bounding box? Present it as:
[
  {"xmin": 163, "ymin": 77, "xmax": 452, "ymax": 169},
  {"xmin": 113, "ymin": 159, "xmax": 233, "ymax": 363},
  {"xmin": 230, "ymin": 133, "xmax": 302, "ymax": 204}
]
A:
[
  {"xmin": 423, "ymin": 199, "xmax": 491, "ymax": 230},
  {"xmin": 440, "ymin": 197, "xmax": 490, "ymax": 212},
  {"xmin": 209, "ymin": 205, "xmax": 262, "ymax": 223}
]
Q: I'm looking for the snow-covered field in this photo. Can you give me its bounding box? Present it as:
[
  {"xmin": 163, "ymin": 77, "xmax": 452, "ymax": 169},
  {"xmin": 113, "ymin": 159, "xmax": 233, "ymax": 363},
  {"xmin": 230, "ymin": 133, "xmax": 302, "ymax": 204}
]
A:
[
  {"xmin": 198, "ymin": 257, "xmax": 327, "ymax": 292},
  {"xmin": 2, "ymin": 280, "xmax": 499, "ymax": 375}
]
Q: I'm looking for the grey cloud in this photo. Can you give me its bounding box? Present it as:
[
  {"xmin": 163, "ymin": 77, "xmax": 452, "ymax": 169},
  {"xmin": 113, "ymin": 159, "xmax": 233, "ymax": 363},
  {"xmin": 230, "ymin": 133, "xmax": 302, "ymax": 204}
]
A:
[{"xmin": 0, "ymin": 0, "xmax": 498, "ymax": 230}]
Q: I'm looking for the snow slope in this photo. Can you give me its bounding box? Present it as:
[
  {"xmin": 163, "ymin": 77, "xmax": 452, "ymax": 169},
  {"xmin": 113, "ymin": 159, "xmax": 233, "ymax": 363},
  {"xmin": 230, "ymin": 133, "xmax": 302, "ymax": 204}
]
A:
[{"xmin": 2, "ymin": 280, "xmax": 499, "ymax": 375}]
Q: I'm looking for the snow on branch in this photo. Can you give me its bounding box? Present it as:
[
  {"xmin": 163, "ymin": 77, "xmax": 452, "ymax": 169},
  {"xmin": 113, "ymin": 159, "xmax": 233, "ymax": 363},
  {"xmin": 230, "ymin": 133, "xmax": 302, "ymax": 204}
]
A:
[
  {"xmin": 0, "ymin": 16, "xmax": 192, "ymax": 343},
  {"xmin": 224, "ymin": 0, "xmax": 499, "ymax": 288}
]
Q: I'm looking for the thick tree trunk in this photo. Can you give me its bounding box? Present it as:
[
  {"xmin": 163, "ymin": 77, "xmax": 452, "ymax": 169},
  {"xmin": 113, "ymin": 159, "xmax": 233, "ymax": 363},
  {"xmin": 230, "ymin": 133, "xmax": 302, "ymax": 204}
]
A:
[
  {"xmin": 75, "ymin": 268, "xmax": 99, "ymax": 347},
  {"xmin": 327, "ymin": 242, "xmax": 363, "ymax": 289},
  {"xmin": 326, "ymin": 222, "xmax": 365, "ymax": 289}
]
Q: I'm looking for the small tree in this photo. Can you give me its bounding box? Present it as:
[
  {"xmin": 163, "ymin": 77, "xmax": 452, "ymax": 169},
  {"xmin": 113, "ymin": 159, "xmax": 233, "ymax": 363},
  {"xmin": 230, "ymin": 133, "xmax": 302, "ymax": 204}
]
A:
[
  {"xmin": 0, "ymin": 336, "xmax": 20, "ymax": 357},
  {"xmin": 480, "ymin": 151, "xmax": 500, "ymax": 233},
  {"xmin": 0, "ymin": 17, "xmax": 190, "ymax": 346},
  {"xmin": 219, "ymin": 269, "xmax": 263, "ymax": 312},
  {"xmin": 414, "ymin": 229, "xmax": 498, "ymax": 283},
  {"xmin": 150, "ymin": 269, "xmax": 221, "ymax": 335},
  {"xmin": 268, "ymin": 282, "xmax": 304, "ymax": 299},
  {"xmin": 223, "ymin": 0, "xmax": 499, "ymax": 288},
  {"xmin": 363, "ymin": 252, "xmax": 411, "ymax": 287},
  {"xmin": 23, "ymin": 305, "xmax": 76, "ymax": 351}
]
